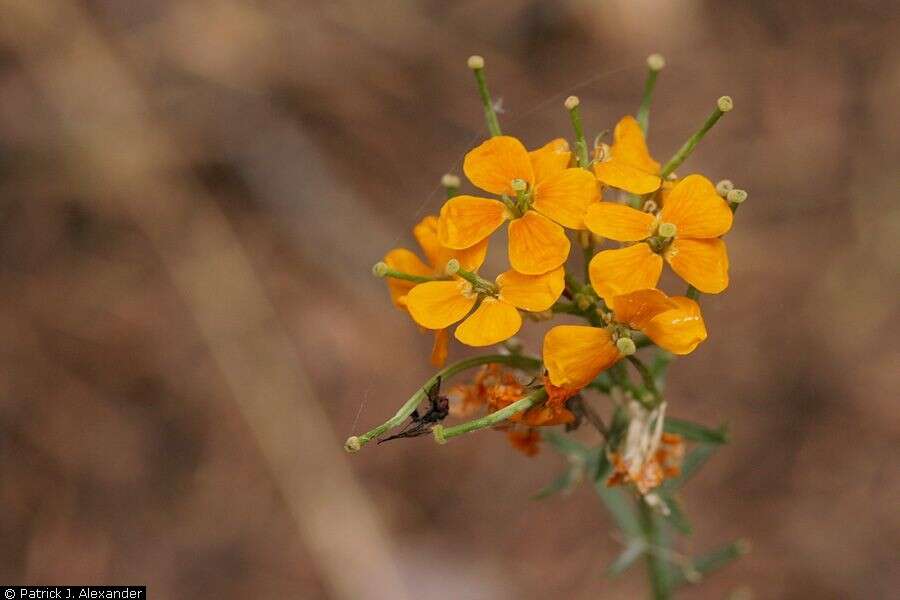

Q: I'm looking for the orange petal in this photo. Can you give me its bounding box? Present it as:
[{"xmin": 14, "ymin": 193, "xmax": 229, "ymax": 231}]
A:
[
  {"xmin": 383, "ymin": 248, "xmax": 432, "ymax": 308},
  {"xmin": 542, "ymin": 325, "xmax": 619, "ymax": 390},
  {"xmin": 507, "ymin": 211, "xmax": 571, "ymax": 275},
  {"xmin": 594, "ymin": 161, "xmax": 661, "ymax": 195},
  {"xmin": 659, "ymin": 174, "xmax": 733, "ymax": 238},
  {"xmin": 583, "ymin": 201, "xmax": 656, "ymax": 242},
  {"xmin": 588, "ymin": 243, "xmax": 663, "ymax": 302},
  {"xmin": 430, "ymin": 328, "xmax": 450, "ymax": 367},
  {"xmin": 611, "ymin": 115, "xmax": 660, "ymax": 174},
  {"xmin": 454, "ymin": 298, "xmax": 522, "ymax": 347},
  {"xmin": 405, "ymin": 280, "xmax": 477, "ymax": 329},
  {"xmin": 529, "ymin": 138, "xmax": 572, "ymax": 186},
  {"xmin": 415, "ymin": 216, "xmax": 489, "ymax": 271},
  {"xmin": 532, "ymin": 167, "xmax": 598, "ymax": 229},
  {"xmin": 438, "ymin": 195, "xmax": 507, "ymax": 250},
  {"xmin": 665, "ymin": 237, "xmax": 729, "ymax": 294},
  {"xmin": 644, "ymin": 297, "xmax": 707, "ymax": 355},
  {"xmin": 496, "ymin": 266, "xmax": 565, "ymax": 312},
  {"xmin": 610, "ymin": 289, "xmax": 676, "ymax": 330},
  {"xmin": 463, "ymin": 136, "xmax": 534, "ymax": 196}
]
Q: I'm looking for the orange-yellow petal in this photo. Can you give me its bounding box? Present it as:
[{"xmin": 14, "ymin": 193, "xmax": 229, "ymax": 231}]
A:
[
  {"xmin": 383, "ymin": 248, "xmax": 432, "ymax": 308},
  {"xmin": 507, "ymin": 210, "xmax": 571, "ymax": 275},
  {"xmin": 430, "ymin": 328, "xmax": 450, "ymax": 367},
  {"xmin": 496, "ymin": 266, "xmax": 565, "ymax": 312},
  {"xmin": 532, "ymin": 167, "xmax": 598, "ymax": 229},
  {"xmin": 543, "ymin": 325, "xmax": 619, "ymax": 390},
  {"xmin": 438, "ymin": 195, "xmax": 507, "ymax": 250},
  {"xmin": 594, "ymin": 161, "xmax": 661, "ymax": 195},
  {"xmin": 405, "ymin": 280, "xmax": 477, "ymax": 329},
  {"xmin": 610, "ymin": 289, "xmax": 677, "ymax": 331},
  {"xmin": 583, "ymin": 202, "xmax": 656, "ymax": 242},
  {"xmin": 589, "ymin": 243, "xmax": 663, "ymax": 302},
  {"xmin": 529, "ymin": 138, "xmax": 572, "ymax": 186},
  {"xmin": 665, "ymin": 237, "xmax": 729, "ymax": 294},
  {"xmin": 644, "ymin": 297, "xmax": 707, "ymax": 355},
  {"xmin": 611, "ymin": 115, "xmax": 660, "ymax": 174},
  {"xmin": 415, "ymin": 215, "xmax": 489, "ymax": 271},
  {"xmin": 454, "ymin": 297, "xmax": 522, "ymax": 347},
  {"xmin": 463, "ymin": 136, "xmax": 534, "ymax": 196},
  {"xmin": 659, "ymin": 175, "xmax": 733, "ymax": 238}
]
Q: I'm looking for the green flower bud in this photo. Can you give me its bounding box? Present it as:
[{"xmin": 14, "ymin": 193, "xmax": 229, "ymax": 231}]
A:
[
  {"xmin": 372, "ymin": 262, "xmax": 389, "ymax": 277},
  {"xmin": 616, "ymin": 337, "xmax": 636, "ymax": 356},
  {"xmin": 445, "ymin": 258, "xmax": 460, "ymax": 275}
]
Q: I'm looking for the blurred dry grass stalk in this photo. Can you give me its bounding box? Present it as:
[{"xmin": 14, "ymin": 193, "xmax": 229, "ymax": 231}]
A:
[{"xmin": 0, "ymin": 0, "xmax": 897, "ymax": 598}]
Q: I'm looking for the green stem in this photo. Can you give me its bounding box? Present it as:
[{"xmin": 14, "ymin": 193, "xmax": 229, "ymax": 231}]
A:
[
  {"xmin": 472, "ymin": 65, "xmax": 502, "ymax": 137},
  {"xmin": 434, "ymin": 387, "xmax": 548, "ymax": 443},
  {"xmin": 380, "ymin": 268, "xmax": 441, "ymax": 284},
  {"xmin": 345, "ymin": 354, "xmax": 541, "ymax": 452},
  {"xmin": 566, "ymin": 101, "xmax": 591, "ymax": 168},
  {"xmin": 626, "ymin": 355, "xmax": 662, "ymax": 406},
  {"xmin": 639, "ymin": 498, "xmax": 672, "ymax": 599},
  {"xmin": 659, "ymin": 97, "xmax": 732, "ymax": 178},
  {"xmin": 636, "ymin": 70, "xmax": 660, "ymax": 136}
]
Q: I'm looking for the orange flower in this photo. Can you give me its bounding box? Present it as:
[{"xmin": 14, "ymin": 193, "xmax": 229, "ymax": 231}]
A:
[
  {"xmin": 382, "ymin": 216, "xmax": 488, "ymax": 365},
  {"xmin": 484, "ymin": 379, "xmax": 575, "ymax": 427},
  {"xmin": 405, "ymin": 266, "xmax": 565, "ymax": 347},
  {"xmin": 593, "ymin": 116, "xmax": 662, "ymax": 195},
  {"xmin": 542, "ymin": 289, "xmax": 707, "ymax": 390},
  {"xmin": 506, "ymin": 428, "xmax": 541, "ymax": 456},
  {"xmin": 606, "ymin": 401, "xmax": 685, "ymax": 494},
  {"xmin": 585, "ymin": 174, "xmax": 733, "ymax": 300},
  {"xmin": 438, "ymin": 137, "xmax": 598, "ymax": 274}
]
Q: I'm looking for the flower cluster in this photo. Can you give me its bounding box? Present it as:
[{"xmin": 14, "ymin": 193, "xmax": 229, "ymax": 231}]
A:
[{"xmin": 350, "ymin": 54, "xmax": 750, "ymax": 595}]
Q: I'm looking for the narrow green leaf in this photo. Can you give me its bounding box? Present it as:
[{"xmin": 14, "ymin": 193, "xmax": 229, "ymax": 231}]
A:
[
  {"xmin": 606, "ymin": 540, "xmax": 647, "ymax": 576},
  {"xmin": 665, "ymin": 418, "xmax": 729, "ymax": 444},
  {"xmin": 658, "ymin": 492, "xmax": 692, "ymax": 535},
  {"xmin": 670, "ymin": 540, "xmax": 750, "ymax": 588},
  {"xmin": 533, "ymin": 469, "xmax": 577, "ymax": 500},
  {"xmin": 542, "ymin": 429, "xmax": 587, "ymax": 456}
]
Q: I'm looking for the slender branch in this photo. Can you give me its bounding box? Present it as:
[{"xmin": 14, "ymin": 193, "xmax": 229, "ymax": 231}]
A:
[
  {"xmin": 636, "ymin": 54, "xmax": 665, "ymax": 135},
  {"xmin": 565, "ymin": 96, "xmax": 590, "ymax": 168},
  {"xmin": 659, "ymin": 96, "xmax": 732, "ymax": 178},
  {"xmin": 468, "ymin": 55, "xmax": 502, "ymax": 137},
  {"xmin": 345, "ymin": 353, "xmax": 541, "ymax": 452},
  {"xmin": 433, "ymin": 387, "xmax": 548, "ymax": 443},
  {"xmin": 639, "ymin": 498, "xmax": 672, "ymax": 599}
]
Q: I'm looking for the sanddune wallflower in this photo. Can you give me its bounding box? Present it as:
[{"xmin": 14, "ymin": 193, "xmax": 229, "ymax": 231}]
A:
[
  {"xmin": 382, "ymin": 216, "xmax": 488, "ymax": 365},
  {"xmin": 593, "ymin": 116, "xmax": 662, "ymax": 195},
  {"xmin": 585, "ymin": 174, "xmax": 733, "ymax": 300},
  {"xmin": 438, "ymin": 136, "xmax": 598, "ymax": 275},
  {"xmin": 543, "ymin": 288, "xmax": 707, "ymax": 390},
  {"xmin": 405, "ymin": 263, "xmax": 565, "ymax": 347}
]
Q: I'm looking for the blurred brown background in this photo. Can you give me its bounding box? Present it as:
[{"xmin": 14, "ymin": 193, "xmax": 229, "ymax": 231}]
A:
[{"xmin": 1, "ymin": 1, "xmax": 898, "ymax": 598}]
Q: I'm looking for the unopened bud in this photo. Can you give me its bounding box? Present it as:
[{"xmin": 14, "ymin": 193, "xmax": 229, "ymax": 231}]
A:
[
  {"xmin": 432, "ymin": 424, "xmax": 447, "ymax": 444},
  {"xmin": 727, "ymin": 188, "xmax": 747, "ymax": 204},
  {"xmin": 372, "ymin": 262, "xmax": 389, "ymax": 277},
  {"xmin": 467, "ymin": 55, "xmax": 485, "ymax": 70},
  {"xmin": 717, "ymin": 96, "xmax": 734, "ymax": 112},
  {"xmin": 575, "ymin": 293, "xmax": 592, "ymax": 311},
  {"xmin": 510, "ymin": 178, "xmax": 528, "ymax": 192},
  {"xmin": 657, "ymin": 222, "xmax": 677, "ymax": 239},
  {"xmin": 564, "ymin": 95, "xmax": 580, "ymax": 110},
  {"xmin": 344, "ymin": 436, "xmax": 362, "ymax": 453},
  {"xmin": 716, "ymin": 179, "xmax": 734, "ymax": 197},
  {"xmin": 616, "ymin": 337, "xmax": 636, "ymax": 355},
  {"xmin": 445, "ymin": 258, "xmax": 460, "ymax": 275},
  {"xmin": 441, "ymin": 173, "xmax": 460, "ymax": 188},
  {"xmin": 647, "ymin": 53, "xmax": 666, "ymax": 71}
]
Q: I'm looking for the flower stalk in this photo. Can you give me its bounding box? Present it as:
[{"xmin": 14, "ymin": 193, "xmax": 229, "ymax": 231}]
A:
[
  {"xmin": 659, "ymin": 96, "xmax": 733, "ymax": 178},
  {"xmin": 565, "ymin": 96, "xmax": 591, "ymax": 168},
  {"xmin": 468, "ymin": 55, "xmax": 502, "ymax": 137},
  {"xmin": 345, "ymin": 353, "xmax": 542, "ymax": 452},
  {"xmin": 636, "ymin": 54, "xmax": 665, "ymax": 135},
  {"xmin": 433, "ymin": 387, "xmax": 548, "ymax": 443}
]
